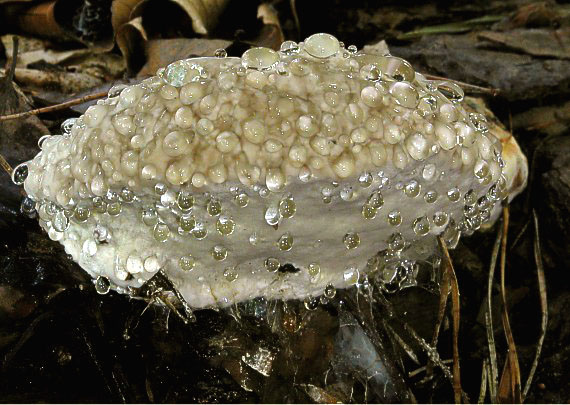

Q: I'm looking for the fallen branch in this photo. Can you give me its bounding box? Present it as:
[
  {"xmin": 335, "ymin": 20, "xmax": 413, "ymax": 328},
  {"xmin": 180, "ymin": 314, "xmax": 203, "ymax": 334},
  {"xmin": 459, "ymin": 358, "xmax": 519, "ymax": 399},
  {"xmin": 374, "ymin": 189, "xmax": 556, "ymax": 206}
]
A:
[{"xmin": 0, "ymin": 91, "xmax": 107, "ymax": 122}]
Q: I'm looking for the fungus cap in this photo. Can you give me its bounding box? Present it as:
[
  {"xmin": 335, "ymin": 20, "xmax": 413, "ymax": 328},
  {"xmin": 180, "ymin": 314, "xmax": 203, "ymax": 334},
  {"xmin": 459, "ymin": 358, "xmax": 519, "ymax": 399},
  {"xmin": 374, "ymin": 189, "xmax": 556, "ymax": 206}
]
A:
[{"xmin": 15, "ymin": 34, "xmax": 527, "ymax": 308}]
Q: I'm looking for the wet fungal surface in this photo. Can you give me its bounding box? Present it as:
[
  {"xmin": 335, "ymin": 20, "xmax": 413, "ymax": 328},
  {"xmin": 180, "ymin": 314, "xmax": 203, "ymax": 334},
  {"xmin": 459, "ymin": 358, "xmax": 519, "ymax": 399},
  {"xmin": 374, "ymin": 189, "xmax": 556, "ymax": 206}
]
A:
[{"xmin": 14, "ymin": 34, "xmax": 524, "ymax": 309}]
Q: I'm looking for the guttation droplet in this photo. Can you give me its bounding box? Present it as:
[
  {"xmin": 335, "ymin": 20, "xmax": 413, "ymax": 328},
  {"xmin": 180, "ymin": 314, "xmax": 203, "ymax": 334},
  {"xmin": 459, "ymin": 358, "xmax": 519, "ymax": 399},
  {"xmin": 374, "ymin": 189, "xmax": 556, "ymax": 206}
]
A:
[
  {"xmin": 265, "ymin": 257, "xmax": 280, "ymax": 272},
  {"xmin": 95, "ymin": 276, "xmax": 111, "ymax": 295},
  {"xmin": 179, "ymin": 255, "xmax": 195, "ymax": 271},
  {"xmin": 278, "ymin": 196, "xmax": 296, "ymax": 218},
  {"xmin": 241, "ymin": 47, "xmax": 279, "ymax": 70},
  {"xmin": 343, "ymin": 232, "xmax": 361, "ymax": 249},
  {"xmin": 278, "ymin": 233, "xmax": 294, "ymax": 251},
  {"xmin": 413, "ymin": 216, "xmax": 430, "ymax": 236},
  {"xmin": 11, "ymin": 163, "xmax": 28, "ymax": 185},
  {"xmin": 223, "ymin": 267, "xmax": 238, "ymax": 282},
  {"xmin": 388, "ymin": 211, "xmax": 402, "ymax": 226},
  {"xmin": 216, "ymin": 215, "xmax": 235, "ymax": 236},
  {"xmin": 211, "ymin": 245, "xmax": 228, "ymax": 261}
]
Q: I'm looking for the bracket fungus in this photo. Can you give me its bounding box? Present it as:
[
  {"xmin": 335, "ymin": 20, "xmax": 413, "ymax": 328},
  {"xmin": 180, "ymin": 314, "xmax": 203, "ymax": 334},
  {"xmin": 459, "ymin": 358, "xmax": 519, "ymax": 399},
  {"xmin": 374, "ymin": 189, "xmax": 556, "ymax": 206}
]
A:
[{"xmin": 13, "ymin": 33, "xmax": 527, "ymax": 309}]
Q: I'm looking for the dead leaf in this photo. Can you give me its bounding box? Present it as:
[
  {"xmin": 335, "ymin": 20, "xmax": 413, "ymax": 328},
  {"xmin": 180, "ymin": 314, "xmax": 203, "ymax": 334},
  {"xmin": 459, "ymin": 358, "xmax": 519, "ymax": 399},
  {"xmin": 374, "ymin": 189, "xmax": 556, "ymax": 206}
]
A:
[
  {"xmin": 255, "ymin": 3, "xmax": 284, "ymax": 50},
  {"xmin": 1, "ymin": 67, "xmax": 104, "ymax": 95},
  {"xmin": 111, "ymin": 0, "xmax": 146, "ymax": 33},
  {"xmin": 168, "ymin": 0, "xmax": 229, "ymax": 35},
  {"xmin": 138, "ymin": 38, "xmax": 231, "ymax": 77},
  {"xmin": 116, "ymin": 16, "xmax": 148, "ymax": 75}
]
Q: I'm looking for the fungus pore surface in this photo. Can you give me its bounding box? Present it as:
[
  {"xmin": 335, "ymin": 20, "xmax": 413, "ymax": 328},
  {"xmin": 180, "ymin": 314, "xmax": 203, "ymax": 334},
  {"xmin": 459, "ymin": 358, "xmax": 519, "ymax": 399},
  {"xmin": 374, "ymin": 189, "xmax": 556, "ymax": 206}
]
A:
[{"xmin": 14, "ymin": 34, "xmax": 524, "ymax": 308}]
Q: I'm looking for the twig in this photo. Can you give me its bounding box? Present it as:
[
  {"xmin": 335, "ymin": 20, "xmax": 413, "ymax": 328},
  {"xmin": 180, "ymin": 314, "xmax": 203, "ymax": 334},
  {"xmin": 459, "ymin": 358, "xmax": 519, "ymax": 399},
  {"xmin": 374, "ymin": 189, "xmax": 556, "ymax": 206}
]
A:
[
  {"xmin": 0, "ymin": 91, "xmax": 107, "ymax": 122},
  {"xmin": 497, "ymin": 205, "xmax": 522, "ymax": 403},
  {"xmin": 409, "ymin": 359, "xmax": 453, "ymax": 378},
  {"xmin": 423, "ymin": 73, "xmax": 501, "ymax": 96},
  {"xmin": 486, "ymin": 223, "xmax": 503, "ymax": 402},
  {"xmin": 0, "ymin": 153, "xmax": 13, "ymax": 176},
  {"xmin": 522, "ymin": 210, "xmax": 548, "ymax": 399},
  {"xmin": 438, "ymin": 236, "xmax": 463, "ymax": 404}
]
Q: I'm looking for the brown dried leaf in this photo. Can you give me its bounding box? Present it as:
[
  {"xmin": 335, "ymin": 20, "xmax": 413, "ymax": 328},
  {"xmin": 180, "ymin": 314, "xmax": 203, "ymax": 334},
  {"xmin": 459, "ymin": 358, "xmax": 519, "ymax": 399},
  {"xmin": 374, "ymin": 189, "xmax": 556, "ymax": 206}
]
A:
[
  {"xmin": 168, "ymin": 0, "xmax": 229, "ymax": 35},
  {"xmin": 512, "ymin": 100, "xmax": 570, "ymax": 137},
  {"xmin": 116, "ymin": 16, "xmax": 148, "ymax": 75},
  {"xmin": 1, "ymin": 67, "xmax": 104, "ymax": 95},
  {"xmin": 138, "ymin": 38, "xmax": 231, "ymax": 77},
  {"xmin": 111, "ymin": 0, "xmax": 147, "ymax": 32}
]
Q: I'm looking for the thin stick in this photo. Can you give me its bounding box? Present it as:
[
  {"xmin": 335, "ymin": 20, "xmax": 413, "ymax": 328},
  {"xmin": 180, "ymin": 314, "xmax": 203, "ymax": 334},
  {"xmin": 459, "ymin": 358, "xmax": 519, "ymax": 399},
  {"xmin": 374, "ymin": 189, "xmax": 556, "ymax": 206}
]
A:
[
  {"xmin": 426, "ymin": 260, "xmax": 451, "ymax": 379},
  {"xmin": 408, "ymin": 359, "xmax": 453, "ymax": 378},
  {"xmin": 423, "ymin": 73, "xmax": 501, "ymax": 96},
  {"xmin": 497, "ymin": 205, "xmax": 522, "ymax": 403},
  {"xmin": 522, "ymin": 210, "xmax": 548, "ymax": 399},
  {"xmin": 486, "ymin": 224, "xmax": 502, "ymax": 402},
  {"xmin": 438, "ymin": 236, "xmax": 463, "ymax": 404},
  {"xmin": 0, "ymin": 91, "xmax": 107, "ymax": 122},
  {"xmin": 0, "ymin": 153, "xmax": 13, "ymax": 176}
]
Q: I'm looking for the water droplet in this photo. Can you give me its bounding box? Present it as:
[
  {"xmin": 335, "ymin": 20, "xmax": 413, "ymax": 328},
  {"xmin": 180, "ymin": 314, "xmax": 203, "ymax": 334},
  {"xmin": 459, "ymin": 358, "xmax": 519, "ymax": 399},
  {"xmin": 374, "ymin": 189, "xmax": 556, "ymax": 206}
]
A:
[
  {"xmin": 178, "ymin": 214, "xmax": 196, "ymax": 233},
  {"xmin": 192, "ymin": 222, "xmax": 207, "ymax": 239},
  {"xmin": 155, "ymin": 183, "xmax": 167, "ymax": 195},
  {"xmin": 324, "ymin": 283, "xmax": 337, "ymax": 299},
  {"xmin": 249, "ymin": 233, "xmax": 258, "ymax": 245},
  {"xmin": 360, "ymin": 64, "xmax": 381, "ymax": 81},
  {"xmin": 358, "ymin": 171, "xmax": 373, "ymax": 187},
  {"xmin": 107, "ymin": 202, "xmax": 122, "ymax": 216},
  {"xmin": 277, "ymin": 233, "xmax": 293, "ymax": 251},
  {"xmin": 73, "ymin": 205, "xmax": 90, "ymax": 223},
  {"xmin": 433, "ymin": 211, "xmax": 449, "ymax": 227},
  {"xmin": 404, "ymin": 180, "xmax": 421, "ymax": 198},
  {"xmin": 207, "ymin": 198, "xmax": 222, "ymax": 216},
  {"xmin": 447, "ymin": 187, "xmax": 461, "ymax": 202},
  {"xmin": 280, "ymin": 40, "xmax": 299, "ymax": 54},
  {"xmin": 343, "ymin": 232, "xmax": 361, "ymax": 249},
  {"xmin": 436, "ymin": 81, "xmax": 464, "ymax": 103},
  {"xmin": 304, "ymin": 33, "xmax": 340, "ymax": 58},
  {"xmin": 347, "ymin": 45, "xmax": 358, "ymax": 54},
  {"xmin": 464, "ymin": 189, "xmax": 477, "ymax": 206},
  {"xmin": 141, "ymin": 206, "xmax": 158, "ymax": 226},
  {"xmin": 11, "ymin": 163, "xmax": 28, "ymax": 185},
  {"xmin": 340, "ymin": 185, "xmax": 354, "ymax": 201},
  {"xmin": 83, "ymin": 239, "xmax": 97, "ymax": 256},
  {"xmin": 278, "ymin": 196, "xmax": 296, "ymax": 218},
  {"xmin": 223, "ymin": 266, "xmax": 238, "ymax": 282},
  {"xmin": 20, "ymin": 197, "xmax": 36, "ymax": 218},
  {"xmin": 211, "ymin": 245, "xmax": 228, "ymax": 261},
  {"xmin": 93, "ymin": 224, "xmax": 110, "ymax": 243},
  {"xmin": 474, "ymin": 159, "xmax": 489, "ymax": 179},
  {"xmin": 52, "ymin": 210, "xmax": 69, "ymax": 232},
  {"xmin": 153, "ymin": 223, "xmax": 170, "ymax": 242},
  {"xmin": 413, "ymin": 216, "xmax": 430, "ymax": 236},
  {"xmin": 361, "ymin": 204, "xmax": 377, "ymax": 219},
  {"xmin": 367, "ymin": 191, "xmax": 384, "ymax": 209},
  {"xmin": 343, "ymin": 267, "xmax": 360, "ymax": 284},
  {"xmin": 214, "ymin": 48, "xmax": 227, "ymax": 58},
  {"xmin": 424, "ymin": 190, "xmax": 438, "ymax": 204},
  {"xmin": 242, "ymin": 47, "xmax": 279, "ymax": 70},
  {"xmin": 304, "ymin": 296, "xmax": 319, "ymax": 310},
  {"xmin": 93, "ymin": 197, "xmax": 107, "ymax": 214},
  {"xmin": 389, "ymin": 81, "xmax": 419, "ymax": 109},
  {"xmin": 322, "ymin": 196, "xmax": 332, "ymax": 204},
  {"xmin": 422, "ymin": 164, "xmax": 436, "ymax": 180},
  {"xmin": 61, "ymin": 118, "xmax": 77, "ymax": 134},
  {"xmin": 388, "ymin": 232, "xmax": 406, "ymax": 251},
  {"xmin": 37, "ymin": 134, "xmax": 51, "ymax": 149},
  {"xmin": 388, "ymin": 210, "xmax": 402, "ymax": 226},
  {"xmin": 265, "ymin": 257, "xmax": 280, "ymax": 272},
  {"xmin": 95, "ymin": 276, "xmax": 110, "ymax": 295},
  {"xmin": 265, "ymin": 205, "xmax": 280, "ymax": 226},
  {"xmin": 216, "ymin": 215, "xmax": 236, "ymax": 236},
  {"xmin": 179, "ymin": 255, "xmax": 195, "ymax": 271},
  {"xmin": 469, "ymin": 113, "xmax": 488, "ymax": 133},
  {"xmin": 234, "ymin": 192, "xmax": 249, "ymax": 207},
  {"xmin": 177, "ymin": 191, "xmax": 194, "ymax": 211}
]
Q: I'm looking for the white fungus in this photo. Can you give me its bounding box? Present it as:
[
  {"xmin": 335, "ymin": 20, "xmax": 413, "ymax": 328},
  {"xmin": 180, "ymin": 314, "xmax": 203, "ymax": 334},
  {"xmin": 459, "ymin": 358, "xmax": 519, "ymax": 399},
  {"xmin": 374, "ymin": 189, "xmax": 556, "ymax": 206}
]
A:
[{"xmin": 16, "ymin": 34, "xmax": 527, "ymax": 308}]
